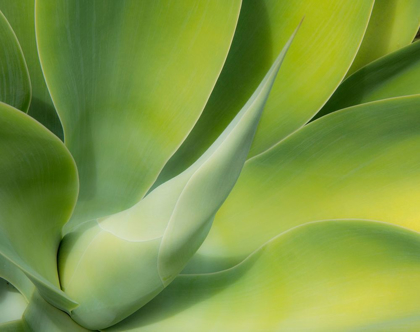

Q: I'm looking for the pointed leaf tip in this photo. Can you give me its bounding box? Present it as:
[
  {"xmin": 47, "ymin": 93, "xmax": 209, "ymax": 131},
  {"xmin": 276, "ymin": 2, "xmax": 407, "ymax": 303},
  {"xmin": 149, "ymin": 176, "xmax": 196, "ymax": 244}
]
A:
[{"xmin": 58, "ymin": 29, "xmax": 298, "ymax": 330}]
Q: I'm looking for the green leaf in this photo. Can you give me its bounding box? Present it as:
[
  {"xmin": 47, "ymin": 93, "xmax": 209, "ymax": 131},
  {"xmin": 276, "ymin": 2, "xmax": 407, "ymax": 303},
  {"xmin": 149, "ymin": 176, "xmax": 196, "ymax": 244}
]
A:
[
  {"xmin": 154, "ymin": 0, "xmax": 374, "ymax": 186},
  {"xmin": 0, "ymin": 256, "xmax": 34, "ymax": 302},
  {"xmin": 0, "ymin": 102, "xmax": 78, "ymax": 311},
  {"xmin": 35, "ymin": 0, "xmax": 242, "ymax": 233},
  {"xmin": 0, "ymin": 320, "xmax": 24, "ymax": 332},
  {"xmin": 0, "ymin": 279, "xmax": 27, "ymax": 325},
  {"xmin": 316, "ymin": 41, "xmax": 420, "ymax": 120},
  {"xmin": 22, "ymin": 292, "xmax": 91, "ymax": 332},
  {"xmin": 58, "ymin": 37, "xmax": 293, "ymax": 330},
  {"xmin": 0, "ymin": 0, "xmax": 63, "ymax": 139},
  {"xmin": 0, "ymin": 10, "xmax": 30, "ymax": 112},
  {"xmin": 108, "ymin": 220, "xmax": 420, "ymax": 331},
  {"xmin": 184, "ymin": 95, "xmax": 420, "ymax": 273},
  {"xmin": 347, "ymin": 0, "xmax": 420, "ymax": 76}
]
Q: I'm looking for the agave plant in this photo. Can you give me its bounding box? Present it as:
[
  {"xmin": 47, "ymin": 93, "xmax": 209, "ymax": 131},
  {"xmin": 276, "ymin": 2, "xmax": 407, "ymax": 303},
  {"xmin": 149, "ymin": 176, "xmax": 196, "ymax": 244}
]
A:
[{"xmin": 1, "ymin": 0, "xmax": 420, "ymax": 331}]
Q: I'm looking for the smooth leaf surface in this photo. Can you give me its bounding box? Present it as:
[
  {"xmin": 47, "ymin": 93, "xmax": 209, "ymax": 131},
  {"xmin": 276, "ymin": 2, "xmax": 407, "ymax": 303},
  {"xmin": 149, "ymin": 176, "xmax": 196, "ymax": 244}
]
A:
[
  {"xmin": 0, "ymin": 320, "xmax": 24, "ymax": 332},
  {"xmin": 184, "ymin": 95, "xmax": 420, "ymax": 273},
  {"xmin": 317, "ymin": 40, "xmax": 420, "ymax": 119},
  {"xmin": 109, "ymin": 220, "xmax": 420, "ymax": 331},
  {"xmin": 0, "ymin": 279, "xmax": 27, "ymax": 324},
  {"xmin": 35, "ymin": 0, "xmax": 242, "ymax": 232},
  {"xmin": 154, "ymin": 0, "xmax": 374, "ymax": 186},
  {"xmin": 347, "ymin": 0, "xmax": 420, "ymax": 76},
  {"xmin": 0, "ymin": 257, "xmax": 34, "ymax": 302},
  {"xmin": 0, "ymin": 10, "xmax": 30, "ymax": 112},
  {"xmin": 0, "ymin": 102, "xmax": 78, "ymax": 311},
  {"xmin": 0, "ymin": 0, "xmax": 63, "ymax": 138},
  {"xmin": 58, "ymin": 41, "xmax": 292, "ymax": 330},
  {"xmin": 22, "ymin": 292, "xmax": 90, "ymax": 332}
]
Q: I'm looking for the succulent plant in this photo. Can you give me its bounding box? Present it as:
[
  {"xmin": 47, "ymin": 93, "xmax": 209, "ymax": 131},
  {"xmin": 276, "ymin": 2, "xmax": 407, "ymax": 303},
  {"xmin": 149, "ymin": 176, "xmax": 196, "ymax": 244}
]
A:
[{"xmin": 1, "ymin": 0, "xmax": 420, "ymax": 331}]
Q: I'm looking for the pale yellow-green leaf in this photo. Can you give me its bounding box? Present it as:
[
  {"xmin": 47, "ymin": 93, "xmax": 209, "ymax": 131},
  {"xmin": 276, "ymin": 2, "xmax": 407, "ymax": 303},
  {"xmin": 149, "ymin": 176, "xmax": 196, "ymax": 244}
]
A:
[
  {"xmin": 109, "ymin": 220, "xmax": 420, "ymax": 332},
  {"xmin": 35, "ymin": 0, "xmax": 242, "ymax": 233},
  {"xmin": 0, "ymin": 279, "xmax": 27, "ymax": 325},
  {"xmin": 347, "ymin": 0, "xmax": 420, "ymax": 76},
  {"xmin": 154, "ymin": 0, "xmax": 374, "ymax": 186},
  {"xmin": 185, "ymin": 95, "xmax": 420, "ymax": 273},
  {"xmin": 0, "ymin": 102, "xmax": 78, "ymax": 311},
  {"xmin": 58, "ymin": 39, "xmax": 292, "ymax": 330},
  {"xmin": 317, "ymin": 40, "xmax": 420, "ymax": 119},
  {"xmin": 22, "ymin": 292, "xmax": 91, "ymax": 332}
]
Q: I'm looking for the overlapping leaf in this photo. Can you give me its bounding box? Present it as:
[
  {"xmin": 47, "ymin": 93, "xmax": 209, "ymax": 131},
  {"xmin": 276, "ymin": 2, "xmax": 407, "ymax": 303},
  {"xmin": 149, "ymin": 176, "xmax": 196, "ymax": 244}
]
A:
[
  {"xmin": 109, "ymin": 220, "xmax": 420, "ymax": 331},
  {"xmin": 35, "ymin": 0, "xmax": 242, "ymax": 233},
  {"xmin": 0, "ymin": 279, "xmax": 27, "ymax": 325},
  {"xmin": 347, "ymin": 0, "xmax": 420, "ymax": 76},
  {"xmin": 22, "ymin": 292, "xmax": 90, "ymax": 332},
  {"xmin": 184, "ymin": 95, "xmax": 420, "ymax": 273},
  {"xmin": 0, "ymin": 0, "xmax": 63, "ymax": 138},
  {"xmin": 58, "ymin": 38, "xmax": 293, "ymax": 330},
  {"xmin": 0, "ymin": 257, "xmax": 33, "ymax": 302},
  {"xmin": 0, "ymin": 10, "xmax": 30, "ymax": 112},
  {"xmin": 317, "ymin": 40, "xmax": 420, "ymax": 119},
  {"xmin": 154, "ymin": 0, "xmax": 374, "ymax": 186},
  {"xmin": 0, "ymin": 102, "xmax": 78, "ymax": 311}
]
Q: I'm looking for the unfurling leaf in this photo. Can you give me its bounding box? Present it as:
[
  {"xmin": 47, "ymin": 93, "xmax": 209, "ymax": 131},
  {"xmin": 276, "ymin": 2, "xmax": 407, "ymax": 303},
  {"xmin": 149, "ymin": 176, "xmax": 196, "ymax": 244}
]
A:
[
  {"xmin": 58, "ymin": 31, "xmax": 296, "ymax": 330},
  {"xmin": 35, "ymin": 0, "xmax": 242, "ymax": 233}
]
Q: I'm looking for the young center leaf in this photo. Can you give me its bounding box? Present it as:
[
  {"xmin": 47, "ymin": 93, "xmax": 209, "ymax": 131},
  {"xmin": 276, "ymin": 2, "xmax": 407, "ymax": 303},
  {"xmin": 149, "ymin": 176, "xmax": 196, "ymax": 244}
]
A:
[{"xmin": 58, "ymin": 31, "xmax": 297, "ymax": 330}]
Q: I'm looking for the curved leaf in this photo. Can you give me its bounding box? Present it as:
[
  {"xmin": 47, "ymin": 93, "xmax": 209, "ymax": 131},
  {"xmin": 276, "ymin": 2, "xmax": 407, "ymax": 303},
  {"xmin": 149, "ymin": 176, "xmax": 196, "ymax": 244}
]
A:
[
  {"xmin": 0, "ymin": 10, "xmax": 30, "ymax": 112},
  {"xmin": 185, "ymin": 95, "xmax": 420, "ymax": 273},
  {"xmin": 35, "ymin": 0, "xmax": 242, "ymax": 232},
  {"xmin": 0, "ymin": 279, "xmax": 27, "ymax": 325},
  {"xmin": 317, "ymin": 40, "xmax": 420, "ymax": 119},
  {"xmin": 0, "ymin": 0, "xmax": 63, "ymax": 138},
  {"xmin": 58, "ymin": 41, "xmax": 292, "ymax": 330},
  {"xmin": 22, "ymin": 292, "xmax": 91, "ymax": 332},
  {"xmin": 109, "ymin": 220, "xmax": 420, "ymax": 331},
  {"xmin": 154, "ymin": 0, "xmax": 374, "ymax": 186},
  {"xmin": 0, "ymin": 320, "xmax": 24, "ymax": 332},
  {"xmin": 0, "ymin": 257, "xmax": 34, "ymax": 302},
  {"xmin": 0, "ymin": 102, "xmax": 78, "ymax": 311},
  {"xmin": 347, "ymin": 0, "xmax": 420, "ymax": 76}
]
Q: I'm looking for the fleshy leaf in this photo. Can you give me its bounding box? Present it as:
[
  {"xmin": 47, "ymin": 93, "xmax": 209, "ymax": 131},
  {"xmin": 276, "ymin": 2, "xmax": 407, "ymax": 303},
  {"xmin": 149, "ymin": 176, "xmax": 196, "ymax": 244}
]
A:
[
  {"xmin": 108, "ymin": 220, "xmax": 420, "ymax": 332},
  {"xmin": 0, "ymin": 10, "xmax": 30, "ymax": 112},
  {"xmin": 0, "ymin": 279, "xmax": 27, "ymax": 325},
  {"xmin": 58, "ymin": 36, "xmax": 294, "ymax": 331},
  {"xmin": 22, "ymin": 292, "xmax": 91, "ymax": 332},
  {"xmin": 0, "ymin": 102, "xmax": 78, "ymax": 311},
  {"xmin": 0, "ymin": 256, "xmax": 34, "ymax": 302},
  {"xmin": 0, "ymin": 0, "xmax": 63, "ymax": 138},
  {"xmin": 316, "ymin": 40, "xmax": 420, "ymax": 119},
  {"xmin": 184, "ymin": 95, "xmax": 420, "ymax": 273},
  {"xmin": 0, "ymin": 320, "xmax": 24, "ymax": 332},
  {"xmin": 347, "ymin": 0, "xmax": 420, "ymax": 76},
  {"xmin": 35, "ymin": 0, "xmax": 242, "ymax": 232},
  {"xmin": 153, "ymin": 0, "xmax": 374, "ymax": 186}
]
